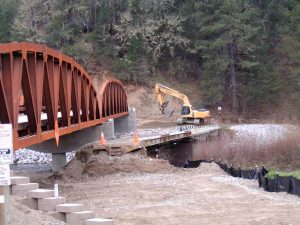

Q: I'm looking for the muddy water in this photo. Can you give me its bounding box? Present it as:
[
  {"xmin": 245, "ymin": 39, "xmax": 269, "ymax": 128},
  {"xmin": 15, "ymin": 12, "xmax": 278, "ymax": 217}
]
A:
[{"xmin": 147, "ymin": 140, "xmax": 202, "ymax": 167}]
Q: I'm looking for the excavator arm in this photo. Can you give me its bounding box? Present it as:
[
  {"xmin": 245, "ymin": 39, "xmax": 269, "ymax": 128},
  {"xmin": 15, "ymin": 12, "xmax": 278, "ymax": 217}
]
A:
[
  {"xmin": 154, "ymin": 83, "xmax": 192, "ymax": 114},
  {"xmin": 154, "ymin": 87, "xmax": 169, "ymax": 114}
]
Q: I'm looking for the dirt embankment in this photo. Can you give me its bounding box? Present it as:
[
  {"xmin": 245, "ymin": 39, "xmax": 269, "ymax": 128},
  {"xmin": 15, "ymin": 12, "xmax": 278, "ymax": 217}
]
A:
[
  {"xmin": 59, "ymin": 162, "xmax": 300, "ymax": 225},
  {"xmin": 10, "ymin": 196, "xmax": 65, "ymax": 225},
  {"xmin": 125, "ymin": 84, "xmax": 183, "ymax": 127},
  {"xmin": 51, "ymin": 145, "xmax": 176, "ymax": 182}
]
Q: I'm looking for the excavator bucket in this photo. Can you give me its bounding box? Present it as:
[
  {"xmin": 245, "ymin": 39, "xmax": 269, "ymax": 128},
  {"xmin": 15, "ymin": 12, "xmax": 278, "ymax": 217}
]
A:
[
  {"xmin": 160, "ymin": 101, "xmax": 175, "ymax": 117},
  {"xmin": 166, "ymin": 109, "xmax": 175, "ymax": 118},
  {"xmin": 160, "ymin": 101, "xmax": 169, "ymax": 115}
]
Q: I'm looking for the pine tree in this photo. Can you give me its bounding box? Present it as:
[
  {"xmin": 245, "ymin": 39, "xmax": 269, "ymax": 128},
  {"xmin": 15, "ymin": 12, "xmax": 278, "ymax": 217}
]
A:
[
  {"xmin": 0, "ymin": 0, "xmax": 19, "ymax": 42},
  {"xmin": 10, "ymin": 0, "xmax": 47, "ymax": 43},
  {"xmin": 183, "ymin": 0, "xmax": 263, "ymax": 116},
  {"xmin": 281, "ymin": 0, "xmax": 300, "ymax": 116}
]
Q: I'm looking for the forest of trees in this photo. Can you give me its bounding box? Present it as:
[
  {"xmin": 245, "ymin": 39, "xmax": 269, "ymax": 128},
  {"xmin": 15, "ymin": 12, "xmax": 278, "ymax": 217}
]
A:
[{"xmin": 0, "ymin": 0, "xmax": 300, "ymax": 119}]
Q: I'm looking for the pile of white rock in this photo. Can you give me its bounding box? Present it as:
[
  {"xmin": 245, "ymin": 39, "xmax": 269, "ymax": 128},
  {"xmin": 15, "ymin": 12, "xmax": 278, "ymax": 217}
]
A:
[
  {"xmin": 13, "ymin": 149, "xmax": 76, "ymax": 164},
  {"xmin": 230, "ymin": 124, "xmax": 289, "ymax": 146}
]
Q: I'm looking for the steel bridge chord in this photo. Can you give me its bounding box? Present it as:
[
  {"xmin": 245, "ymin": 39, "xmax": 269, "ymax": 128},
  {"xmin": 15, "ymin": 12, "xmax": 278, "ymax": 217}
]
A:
[{"xmin": 0, "ymin": 42, "xmax": 129, "ymax": 150}]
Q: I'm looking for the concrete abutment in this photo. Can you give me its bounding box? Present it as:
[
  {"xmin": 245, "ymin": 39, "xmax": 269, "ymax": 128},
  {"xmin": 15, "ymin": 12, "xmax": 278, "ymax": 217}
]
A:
[{"xmin": 114, "ymin": 108, "xmax": 137, "ymax": 137}]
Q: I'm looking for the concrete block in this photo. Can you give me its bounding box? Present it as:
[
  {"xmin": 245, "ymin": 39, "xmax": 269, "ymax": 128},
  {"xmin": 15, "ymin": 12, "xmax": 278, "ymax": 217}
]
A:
[
  {"xmin": 12, "ymin": 183, "xmax": 39, "ymax": 191},
  {"xmin": 10, "ymin": 176, "xmax": 30, "ymax": 185},
  {"xmin": 56, "ymin": 203, "xmax": 84, "ymax": 213},
  {"xmin": 20, "ymin": 198, "xmax": 38, "ymax": 210},
  {"xmin": 85, "ymin": 218, "xmax": 114, "ymax": 225},
  {"xmin": 38, "ymin": 197, "xmax": 66, "ymax": 212},
  {"xmin": 52, "ymin": 153, "xmax": 67, "ymax": 171},
  {"xmin": 49, "ymin": 212, "xmax": 66, "ymax": 222},
  {"xmin": 12, "ymin": 183, "xmax": 39, "ymax": 196},
  {"xmin": 66, "ymin": 211, "xmax": 94, "ymax": 225},
  {"xmin": 100, "ymin": 120, "xmax": 115, "ymax": 140},
  {"xmin": 28, "ymin": 189, "xmax": 54, "ymax": 198}
]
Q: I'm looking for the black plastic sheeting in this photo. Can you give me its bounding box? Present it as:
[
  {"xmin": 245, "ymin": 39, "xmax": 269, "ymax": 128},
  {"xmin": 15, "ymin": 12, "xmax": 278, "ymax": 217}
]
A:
[
  {"xmin": 215, "ymin": 162, "xmax": 260, "ymax": 179},
  {"xmin": 260, "ymin": 175, "xmax": 300, "ymax": 195},
  {"xmin": 186, "ymin": 160, "xmax": 201, "ymax": 168},
  {"xmin": 186, "ymin": 160, "xmax": 300, "ymax": 197}
]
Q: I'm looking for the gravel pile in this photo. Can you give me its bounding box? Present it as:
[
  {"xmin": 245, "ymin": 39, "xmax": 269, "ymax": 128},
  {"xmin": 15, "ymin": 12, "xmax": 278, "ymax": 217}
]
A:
[
  {"xmin": 11, "ymin": 196, "xmax": 66, "ymax": 225},
  {"xmin": 231, "ymin": 124, "xmax": 290, "ymax": 145}
]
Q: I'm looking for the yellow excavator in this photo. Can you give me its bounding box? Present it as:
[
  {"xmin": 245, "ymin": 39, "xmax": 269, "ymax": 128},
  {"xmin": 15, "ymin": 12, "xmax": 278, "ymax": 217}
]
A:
[{"xmin": 154, "ymin": 83, "xmax": 210, "ymax": 125}]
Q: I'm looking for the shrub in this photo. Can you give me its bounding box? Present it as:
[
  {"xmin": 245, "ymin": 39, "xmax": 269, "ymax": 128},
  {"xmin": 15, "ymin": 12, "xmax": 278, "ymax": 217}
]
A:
[{"xmin": 194, "ymin": 128, "xmax": 300, "ymax": 170}]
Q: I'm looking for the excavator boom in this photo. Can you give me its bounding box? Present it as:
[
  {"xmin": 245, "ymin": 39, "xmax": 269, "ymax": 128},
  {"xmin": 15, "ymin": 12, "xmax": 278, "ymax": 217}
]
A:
[{"xmin": 155, "ymin": 84, "xmax": 191, "ymax": 108}]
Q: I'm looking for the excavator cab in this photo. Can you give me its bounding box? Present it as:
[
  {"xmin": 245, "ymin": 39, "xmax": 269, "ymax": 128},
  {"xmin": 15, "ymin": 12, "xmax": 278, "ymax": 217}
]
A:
[{"xmin": 181, "ymin": 105, "xmax": 191, "ymax": 116}]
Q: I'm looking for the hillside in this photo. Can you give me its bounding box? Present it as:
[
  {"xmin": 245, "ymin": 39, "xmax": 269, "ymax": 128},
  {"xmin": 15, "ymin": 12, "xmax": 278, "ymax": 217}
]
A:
[{"xmin": 0, "ymin": 0, "xmax": 300, "ymax": 121}]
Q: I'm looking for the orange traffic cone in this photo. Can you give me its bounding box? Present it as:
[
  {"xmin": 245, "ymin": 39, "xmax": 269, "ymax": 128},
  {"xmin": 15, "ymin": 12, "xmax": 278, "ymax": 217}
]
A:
[
  {"xmin": 100, "ymin": 132, "xmax": 106, "ymax": 145},
  {"xmin": 134, "ymin": 129, "xmax": 139, "ymax": 145}
]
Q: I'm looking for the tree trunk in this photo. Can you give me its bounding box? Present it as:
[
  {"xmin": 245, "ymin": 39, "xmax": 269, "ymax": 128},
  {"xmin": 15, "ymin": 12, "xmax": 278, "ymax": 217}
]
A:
[{"xmin": 229, "ymin": 42, "xmax": 238, "ymax": 117}]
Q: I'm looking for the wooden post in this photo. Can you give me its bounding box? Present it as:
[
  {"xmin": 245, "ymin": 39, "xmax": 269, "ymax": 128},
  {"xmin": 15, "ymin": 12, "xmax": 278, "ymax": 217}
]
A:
[
  {"xmin": 0, "ymin": 185, "xmax": 9, "ymax": 225},
  {"xmin": 0, "ymin": 124, "xmax": 13, "ymax": 225}
]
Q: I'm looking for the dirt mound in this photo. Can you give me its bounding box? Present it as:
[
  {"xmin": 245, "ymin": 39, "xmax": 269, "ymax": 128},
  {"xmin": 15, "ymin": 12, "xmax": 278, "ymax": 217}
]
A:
[
  {"xmin": 11, "ymin": 196, "xmax": 65, "ymax": 225},
  {"xmin": 52, "ymin": 147, "xmax": 176, "ymax": 182},
  {"xmin": 196, "ymin": 162, "xmax": 227, "ymax": 175},
  {"xmin": 126, "ymin": 84, "xmax": 182, "ymax": 119}
]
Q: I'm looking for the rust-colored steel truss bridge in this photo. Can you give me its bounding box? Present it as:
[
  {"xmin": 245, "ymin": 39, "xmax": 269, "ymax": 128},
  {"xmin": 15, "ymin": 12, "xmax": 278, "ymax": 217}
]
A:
[{"xmin": 0, "ymin": 42, "xmax": 128, "ymax": 150}]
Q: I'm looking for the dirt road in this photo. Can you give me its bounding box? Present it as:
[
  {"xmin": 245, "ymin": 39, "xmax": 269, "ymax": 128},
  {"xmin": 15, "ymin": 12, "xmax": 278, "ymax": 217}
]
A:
[{"xmin": 57, "ymin": 161, "xmax": 300, "ymax": 225}]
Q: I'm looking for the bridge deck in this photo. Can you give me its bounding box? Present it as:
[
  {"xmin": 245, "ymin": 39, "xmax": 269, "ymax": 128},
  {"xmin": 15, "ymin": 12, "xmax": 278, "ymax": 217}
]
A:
[{"xmin": 102, "ymin": 125, "xmax": 221, "ymax": 155}]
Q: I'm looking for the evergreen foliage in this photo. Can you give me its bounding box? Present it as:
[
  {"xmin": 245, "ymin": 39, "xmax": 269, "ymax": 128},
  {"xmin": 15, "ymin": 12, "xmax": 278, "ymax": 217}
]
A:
[
  {"xmin": 282, "ymin": 0, "xmax": 300, "ymax": 115},
  {"xmin": 0, "ymin": 0, "xmax": 18, "ymax": 42}
]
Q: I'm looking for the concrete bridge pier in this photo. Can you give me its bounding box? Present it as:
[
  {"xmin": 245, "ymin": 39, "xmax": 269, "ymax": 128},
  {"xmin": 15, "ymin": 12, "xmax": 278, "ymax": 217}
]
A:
[
  {"xmin": 98, "ymin": 107, "xmax": 137, "ymax": 140},
  {"xmin": 114, "ymin": 107, "xmax": 136, "ymax": 137},
  {"xmin": 100, "ymin": 119, "xmax": 115, "ymax": 140},
  {"xmin": 52, "ymin": 153, "xmax": 67, "ymax": 172}
]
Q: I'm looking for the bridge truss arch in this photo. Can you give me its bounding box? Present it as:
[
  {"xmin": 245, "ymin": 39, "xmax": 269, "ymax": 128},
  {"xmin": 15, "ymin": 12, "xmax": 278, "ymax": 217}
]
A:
[{"xmin": 0, "ymin": 42, "xmax": 128, "ymax": 149}]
